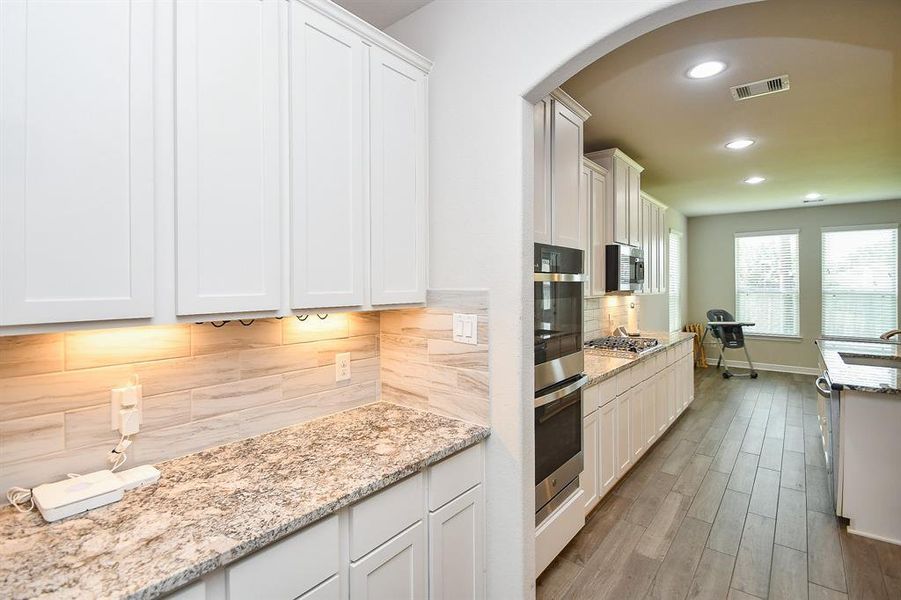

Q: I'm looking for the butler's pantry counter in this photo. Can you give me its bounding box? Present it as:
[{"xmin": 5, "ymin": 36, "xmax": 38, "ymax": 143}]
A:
[{"xmin": 0, "ymin": 403, "xmax": 489, "ymax": 600}]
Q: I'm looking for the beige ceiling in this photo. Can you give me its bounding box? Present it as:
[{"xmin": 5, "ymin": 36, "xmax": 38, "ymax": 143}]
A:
[
  {"xmin": 333, "ymin": 0, "xmax": 430, "ymax": 29},
  {"xmin": 562, "ymin": 0, "xmax": 901, "ymax": 217}
]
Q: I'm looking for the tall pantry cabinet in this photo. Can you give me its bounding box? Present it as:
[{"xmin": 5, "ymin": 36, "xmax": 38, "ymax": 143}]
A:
[
  {"xmin": 0, "ymin": 0, "xmax": 431, "ymax": 333},
  {"xmin": 534, "ymin": 89, "xmax": 591, "ymax": 252}
]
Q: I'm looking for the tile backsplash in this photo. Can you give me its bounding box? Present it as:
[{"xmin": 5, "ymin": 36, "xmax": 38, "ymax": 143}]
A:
[
  {"xmin": 380, "ymin": 290, "xmax": 489, "ymax": 426},
  {"xmin": 584, "ymin": 295, "xmax": 641, "ymax": 340},
  {"xmin": 0, "ymin": 290, "xmax": 491, "ymax": 500},
  {"xmin": 0, "ymin": 314, "xmax": 380, "ymax": 496}
]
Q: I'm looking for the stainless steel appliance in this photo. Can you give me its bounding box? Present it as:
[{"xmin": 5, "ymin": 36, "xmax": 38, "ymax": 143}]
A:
[
  {"xmin": 815, "ymin": 371, "xmax": 842, "ymax": 515},
  {"xmin": 585, "ymin": 335, "xmax": 659, "ymax": 357},
  {"xmin": 534, "ymin": 243, "xmax": 587, "ymax": 524},
  {"xmin": 605, "ymin": 244, "xmax": 644, "ymax": 293}
]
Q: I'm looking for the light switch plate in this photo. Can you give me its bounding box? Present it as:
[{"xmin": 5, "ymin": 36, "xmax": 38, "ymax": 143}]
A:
[
  {"xmin": 453, "ymin": 313, "xmax": 479, "ymax": 345},
  {"xmin": 335, "ymin": 352, "xmax": 351, "ymax": 382}
]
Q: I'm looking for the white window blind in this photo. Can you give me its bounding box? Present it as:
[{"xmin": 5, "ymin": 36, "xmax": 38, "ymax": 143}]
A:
[
  {"xmin": 668, "ymin": 231, "xmax": 682, "ymax": 332},
  {"xmin": 822, "ymin": 225, "xmax": 898, "ymax": 339},
  {"xmin": 735, "ymin": 231, "xmax": 800, "ymax": 336}
]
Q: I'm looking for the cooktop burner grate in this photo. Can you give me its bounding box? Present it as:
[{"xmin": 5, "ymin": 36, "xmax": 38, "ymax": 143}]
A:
[{"xmin": 585, "ymin": 336, "xmax": 659, "ymax": 355}]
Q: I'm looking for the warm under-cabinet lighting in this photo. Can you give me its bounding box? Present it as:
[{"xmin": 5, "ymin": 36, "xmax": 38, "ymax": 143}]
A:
[{"xmin": 687, "ymin": 61, "xmax": 726, "ymax": 79}]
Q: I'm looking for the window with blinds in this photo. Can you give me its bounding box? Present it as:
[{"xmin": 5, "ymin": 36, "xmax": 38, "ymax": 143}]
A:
[
  {"xmin": 822, "ymin": 225, "xmax": 898, "ymax": 339},
  {"xmin": 734, "ymin": 231, "xmax": 800, "ymax": 336},
  {"xmin": 668, "ymin": 231, "xmax": 682, "ymax": 332}
]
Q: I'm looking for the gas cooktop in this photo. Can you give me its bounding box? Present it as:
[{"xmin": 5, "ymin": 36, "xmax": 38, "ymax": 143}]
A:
[{"xmin": 585, "ymin": 335, "xmax": 659, "ymax": 356}]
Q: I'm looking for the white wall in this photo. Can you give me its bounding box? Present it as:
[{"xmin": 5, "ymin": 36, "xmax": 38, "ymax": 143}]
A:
[{"xmin": 386, "ymin": 1, "xmax": 755, "ymax": 596}]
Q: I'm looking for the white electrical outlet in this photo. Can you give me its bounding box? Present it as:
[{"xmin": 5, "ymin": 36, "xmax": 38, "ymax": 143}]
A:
[
  {"xmin": 110, "ymin": 383, "xmax": 143, "ymax": 433},
  {"xmin": 453, "ymin": 313, "xmax": 479, "ymax": 345},
  {"xmin": 336, "ymin": 352, "xmax": 351, "ymax": 382}
]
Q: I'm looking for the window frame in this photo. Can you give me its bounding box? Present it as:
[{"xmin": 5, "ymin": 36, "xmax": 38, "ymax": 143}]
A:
[
  {"xmin": 820, "ymin": 223, "xmax": 899, "ymax": 341},
  {"xmin": 733, "ymin": 228, "xmax": 801, "ymax": 339},
  {"xmin": 668, "ymin": 229, "xmax": 682, "ymax": 333}
]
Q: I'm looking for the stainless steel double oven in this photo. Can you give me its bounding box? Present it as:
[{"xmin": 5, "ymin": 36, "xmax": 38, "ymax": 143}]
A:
[{"xmin": 534, "ymin": 243, "xmax": 588, "ymax": 524}]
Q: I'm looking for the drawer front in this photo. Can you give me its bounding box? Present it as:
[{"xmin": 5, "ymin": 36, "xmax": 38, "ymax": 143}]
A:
[
  {"xmin": 428, "ymin": 443, "xmax": 483, "ymax": 510},
  {"xmin": 598, "ymin": 378, "xmax": 616, "ymax": 407},
  {"xmin": 583, "ymin": 383, "xmax": 600, "ymax": 417},
  {"xmin": 228, "ymin": 514, "xmax": 339, "ymax": 600},
  {"xmin": 350, "ymin": 473, "xmax": 424, "ymax": 560},
  {"xmin": 299, "ymin": 575, "xmax": 340, "ymax": 600}
]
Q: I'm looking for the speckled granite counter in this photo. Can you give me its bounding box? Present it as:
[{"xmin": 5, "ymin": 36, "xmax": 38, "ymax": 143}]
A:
[
  {"xmin": 584, "ymin": 331, "xmax": 696, "ymax": 386},
  {"xmin": 816, "ymin": 339, "xmax": 900, "ymax": 394},
  {"xmin": 0, "ymin": 403, "xmax": 489, "ymax": 600}
]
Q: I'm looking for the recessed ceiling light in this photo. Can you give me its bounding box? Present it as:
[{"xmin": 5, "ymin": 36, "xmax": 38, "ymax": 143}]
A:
[
  {"xmin": 805, "ymin": 192, "xmax": 822, "ymax": 200},
  {"xmin": 687, "ymin": 61, "xmax": 726, "ymax": 79},
  {"xmin": 744, "ymin": 176, "xmax": 766, "ymax": 185},
  {"xmin": 725, "ymin": 138, "xmax": 755, "ymax": 150}
]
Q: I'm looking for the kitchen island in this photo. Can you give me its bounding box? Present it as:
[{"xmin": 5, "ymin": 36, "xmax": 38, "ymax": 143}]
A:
[{"xmin": 815, "ymin": 338, "xmax": 900, "ymax": 545}]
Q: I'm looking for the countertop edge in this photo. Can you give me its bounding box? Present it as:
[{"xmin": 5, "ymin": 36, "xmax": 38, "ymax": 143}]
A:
[
  {"xmin": 585, "ymin": 332, "xmax": 695, "ymax": 386},
  {"xmin": 135, "ymin": 426, "xmax": 490, "ymax": 600},
  {"xmin": 815, "ymin": 339, "xmax": 901, "ymax": 395}
]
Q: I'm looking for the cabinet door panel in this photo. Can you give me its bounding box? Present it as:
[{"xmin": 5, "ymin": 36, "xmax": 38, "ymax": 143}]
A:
[
  {"xmin": 629, "ymin": 388, "xmax": 644, "ymax": 460},
  {"xmin": 550, "ymin": 101, "xmax": 582, "ymax": 249},
  {"xmin": 641, "ymin": 199, "xmax": 651, "ymax": 292},
  {"xmin": 616, "ymin": 393, "xmax": 631, "ymax": 475},
  {"xmin": 655, "ymin": 373, "xmax": 667, "ymax": 434},
  {"xmin": 429, "ymin": 485, "xmax": 485, "ymax": 600},
  {"xmin": 533, "ymin": 99, "xmax": 552, "ymax": 245},
  {"xmin": 0, "ymin": 0, "xmax": 154, "ymax": 325},
  {"xmin": 290, "ymin": 5, "xmax": 365, "ymax": 308},
  {"xmin": 599, "ymin": 399, "xmax": 618, "ymax": 494},
  {"xmin": 658, "ymin": 207, "xmax": 667, "ymax": 292},
  {"xmin": 628, "ymin": 166, "xmax": 641, "ymax": 246},
  {"xmin": 580, "ymin": 164, "xmax": 591, "ymax": 294},
  {"xmin": 350, "ymin": 521, "xmax": 426, "ymax": 600},
  {"xmin": 581, "ymin": 411, "xmax": 599, "ymax": 515},
  {"xmin": 370, "ymin": 48, "xmax": 427, "ymax": 305},
  {"xmin": 612, "ymin": 159, "xmax": 629, "ymax": 245},
  {"xmin": 589, "ymin": 169, "xmax": 607, "ymax": 296},
  {"xmin": 176, "ymin": 0, "xmax": 281, "ymax": 315},
  {"xmin": 642, "ymin": 380, "xmax": 656, "ymax": 447}
]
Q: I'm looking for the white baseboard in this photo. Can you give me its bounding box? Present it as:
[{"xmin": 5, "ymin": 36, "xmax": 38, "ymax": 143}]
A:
[
  {"xmin": 701, "ymin": 341, "xmax": 819, "ymax": 376},
  {"xmin": 705, "ymin": 358, "xmax": 819, "ymax": 377},
  {"xmin": 847, "ymin": 526, "xmax": 901, "ymax": 547}
]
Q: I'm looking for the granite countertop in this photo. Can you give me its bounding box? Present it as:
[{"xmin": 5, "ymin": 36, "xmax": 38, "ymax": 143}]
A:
[
  {"xmin": 816, "ymin": 338, "xmax": 900, "ymax": 394},
  {"xmin": 584, "ymin": 331, "xmax": 696, "ymax": 386},
  {"xmin": 0, "ymin": 403, "xmax": 489, "ymax": 600}
]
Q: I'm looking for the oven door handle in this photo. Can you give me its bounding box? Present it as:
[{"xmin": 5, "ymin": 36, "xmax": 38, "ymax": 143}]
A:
[
  {"xmin": 535, "ymin": 375, "xmax": 589, "ymax": 409},
  {"xmin": 815, "ymin": 374, "xmax": 832, "ymax": 398},
  {"xmin": 533, "ymin": 273, "xmax": 586, "ymax": 283}
]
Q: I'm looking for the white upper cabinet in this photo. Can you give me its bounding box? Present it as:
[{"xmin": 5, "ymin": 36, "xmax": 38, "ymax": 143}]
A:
[
  {"xmin": 533, "ymin": 99, "xmax": 552, "ymax": 246},
  {"xmin": 585, "ymin": 148, "xmax": 644, "ymax": 249},
  {"xmin": 582, "ymin": 158, "xmax": 608, "ymax": 297},
  {"xmin": 0, "ymin": 0, "xmax": 155, "ymax": 326},
  {"xmin": 175, "ymin": 0, "xmax": 281, "ymax": 316},
  {"xmin": 290, "ymin": 4, "xmax": 365, "ymax": 309},
  {"xmin": 369, "ymin": 47, "xmax": 428, "ymax": 305},
  {"xmin": 550, "ymin": 99, "xmax": 583, "ymax": 250},
  {"xmin": 533, "ymin": 90, "xmax": 590, "ymax": 252},
  {"xmin": 639, "ymin": 191, "xmax": 667, "ymax": 294}
]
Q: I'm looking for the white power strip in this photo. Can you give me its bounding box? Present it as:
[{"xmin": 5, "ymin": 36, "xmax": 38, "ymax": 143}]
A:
[{"xmin": 31, "ymin": 465, "xmax": 160, "ymax": 522}]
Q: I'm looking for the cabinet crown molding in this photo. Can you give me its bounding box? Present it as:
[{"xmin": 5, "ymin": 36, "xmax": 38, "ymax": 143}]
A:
[
  {"xmin": 640, "ymin": 191, "xmax": 668, "ymax": 210},
  {"xmin": 302, "ymin": 0, "xmax": 433, "ymax": 73},
  {"xmin": 585, "ymin": 148, "xmax": 645, "ymax": 173},
  {"xmin": 581, "ymin": 156, "xmax": 608, "ymax": 176},
  {"xmin": 550, "ymin": 88, "xmax": 591, "ymax": 122}
]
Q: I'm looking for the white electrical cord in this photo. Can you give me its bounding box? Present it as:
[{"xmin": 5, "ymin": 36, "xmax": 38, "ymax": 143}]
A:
[
  {"xmin": 6, "ymin": 487, "xmax": 34, "ymax": 513},
  {"xmin": 108, "ymin": 435, "xmax": 132, "ymax": 472}
]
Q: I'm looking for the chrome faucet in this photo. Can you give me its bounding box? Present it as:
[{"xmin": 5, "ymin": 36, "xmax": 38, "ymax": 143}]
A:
[{"xmin": 880, "ymin": 329, "xmax": 901, "ymax": 340}]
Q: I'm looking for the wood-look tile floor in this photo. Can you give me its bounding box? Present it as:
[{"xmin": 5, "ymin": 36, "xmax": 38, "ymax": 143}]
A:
[{"xmin": 537, "ymin": 368, "xmax": 901, "ymax": 600}]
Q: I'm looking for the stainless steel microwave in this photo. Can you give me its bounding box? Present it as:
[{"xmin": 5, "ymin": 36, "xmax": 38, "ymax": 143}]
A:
[{"xmin": 605, "ymin": 244, "xmax": 644, "ymax": 293}]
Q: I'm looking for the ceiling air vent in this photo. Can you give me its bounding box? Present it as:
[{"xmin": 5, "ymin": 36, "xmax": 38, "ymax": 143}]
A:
[{"xmin": 730, "ymin": 74, "xmax": 790, "ymax": 101}]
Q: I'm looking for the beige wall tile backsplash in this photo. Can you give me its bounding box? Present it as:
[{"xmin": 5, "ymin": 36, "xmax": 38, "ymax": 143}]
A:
[
  {"xmin": 0, "ymin": 313, "xmax": 381, "ymax": 496},
  {"xmin": 0, "ymin": 291, "xmax": 490, "ymax": 500},
  {"xmin": 584, "ymin": 295, "xmax": 641, "ymax": 340},
  {"xmin": 379, "ymin": 290, "xmax": 490, "ymax": 426}
]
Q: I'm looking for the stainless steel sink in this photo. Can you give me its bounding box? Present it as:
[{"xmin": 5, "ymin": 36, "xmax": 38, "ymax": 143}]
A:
[{"xmin": 839, "ymin": 353, "xmax": 901, "ymax": 370}]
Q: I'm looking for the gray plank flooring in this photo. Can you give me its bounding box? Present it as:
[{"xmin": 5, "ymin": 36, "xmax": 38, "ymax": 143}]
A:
[{"xmin": 537, "ymin": 368, "xmax": 900, "ymax": 600}]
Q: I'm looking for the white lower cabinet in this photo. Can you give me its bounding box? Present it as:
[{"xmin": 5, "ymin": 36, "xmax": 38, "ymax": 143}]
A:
[
  {"xmin": 350, "ymin": 522, "xmax": 427, "ymax": 600},
  {"xmin": 163, "ymin": 443, "xmax": 484, "ymax": 600},
  {"xmin": 580, "ymin": 342, "xmax": 695, "ymax": 517},
  {"xmin": 428, "ymin": 485, "xmax": 485, "ymax": 600},
  {"xmin": 580, "ymin": 410, "xmax": 600, "ymax": 514}
]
